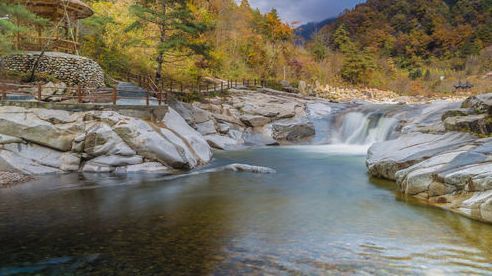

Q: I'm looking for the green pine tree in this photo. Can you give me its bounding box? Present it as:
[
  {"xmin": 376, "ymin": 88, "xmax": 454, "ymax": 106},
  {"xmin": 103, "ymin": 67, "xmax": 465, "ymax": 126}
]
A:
[
  {"xmin": 0, "ymin": 3, "xmax": 47, "ymax": 55},
  {"xmin": 129, "ymin": 0, "xmax": 210, "ymax": 82}
]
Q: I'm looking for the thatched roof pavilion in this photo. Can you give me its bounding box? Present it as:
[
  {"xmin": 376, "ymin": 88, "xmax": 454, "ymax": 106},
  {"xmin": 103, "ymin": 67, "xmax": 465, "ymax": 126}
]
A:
[
  {"xmin": 7, "ymin": 0, "xmax": 94, "ymax": 54},
  {"xmin": 13, "ymin": 0, "xmax": 93, "ymax": 20}
]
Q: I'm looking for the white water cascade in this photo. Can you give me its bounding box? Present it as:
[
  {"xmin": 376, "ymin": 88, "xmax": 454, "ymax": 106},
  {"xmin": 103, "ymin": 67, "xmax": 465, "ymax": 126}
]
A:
[{"xmin": 333, "ymin": 111, "xmax": 400, "ymax": 145}]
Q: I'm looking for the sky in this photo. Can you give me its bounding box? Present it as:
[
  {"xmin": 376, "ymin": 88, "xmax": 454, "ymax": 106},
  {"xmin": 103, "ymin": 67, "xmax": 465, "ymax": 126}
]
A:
[{"xmin": 247, "ymin": 0, "xmax": 366, "ymax": 24}]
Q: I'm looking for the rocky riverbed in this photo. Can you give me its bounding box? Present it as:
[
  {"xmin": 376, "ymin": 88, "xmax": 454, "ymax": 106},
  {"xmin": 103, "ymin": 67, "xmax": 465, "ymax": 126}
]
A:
[
  {"xmin": 0, "ymin": 105, "xmax": 211, "ymax": 176},
  {"xmin": 170, "ymin": 88, "xmax": 327, "ymax": 150},
  {"xmin": 2, "ymin": 86, "xmax": 492, "ymax": 226},
  {"xmin": 367, "ymin": 93, "xmax": 492, "ymax": 223}
]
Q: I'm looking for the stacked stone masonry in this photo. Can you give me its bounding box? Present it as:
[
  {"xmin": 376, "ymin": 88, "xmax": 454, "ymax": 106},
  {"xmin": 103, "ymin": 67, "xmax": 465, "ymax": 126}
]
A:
[{"xmin": 0, "ymin": 51, "xmax": 105, "ymax": 88}]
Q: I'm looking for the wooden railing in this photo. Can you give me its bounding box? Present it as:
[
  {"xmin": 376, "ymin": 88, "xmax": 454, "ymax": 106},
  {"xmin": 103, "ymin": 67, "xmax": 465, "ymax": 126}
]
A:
[{"xmin": 0, "ymin": 77, "xmax": 280, "ymax": 106}]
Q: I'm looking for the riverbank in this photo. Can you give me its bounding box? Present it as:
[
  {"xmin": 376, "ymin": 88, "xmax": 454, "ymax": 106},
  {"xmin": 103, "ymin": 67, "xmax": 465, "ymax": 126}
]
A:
[
  {"xmin": 367, "ymin": 93, "xmax": 492, "ymax": 223},
  {"xmin": 1, "ymin": 87, "xmax": 492, "ymax": 225}
]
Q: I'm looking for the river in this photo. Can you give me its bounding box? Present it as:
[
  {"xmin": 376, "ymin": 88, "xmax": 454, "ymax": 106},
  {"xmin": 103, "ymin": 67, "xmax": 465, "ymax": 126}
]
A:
[{"xmin": 1, "ymin": 144, "xmax": 492, "ymax": 274}]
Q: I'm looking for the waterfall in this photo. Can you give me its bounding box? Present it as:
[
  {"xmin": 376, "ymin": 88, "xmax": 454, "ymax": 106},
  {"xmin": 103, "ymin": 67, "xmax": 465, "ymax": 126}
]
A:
[
  {"xmin": 306, "ymin": 103, "xmax": 403, "ymax": 146},
  {"xmin": 333, "ymin": 111, "xmax": 399, "ymax": 145}
]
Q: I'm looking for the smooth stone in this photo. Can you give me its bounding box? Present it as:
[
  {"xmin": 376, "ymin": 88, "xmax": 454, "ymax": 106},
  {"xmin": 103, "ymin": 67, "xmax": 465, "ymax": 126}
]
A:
[
  {"xmin": 204, "ymin": 134, "xmax": 239, "ymax": 150},
  {"xmin": 195, "ymin": 120, "xmax": 217, "ymax": 136},
  {"xmin": 271, "ymin": 119, "xmax": 315, "ymax": 142},
  {"xmin": 114, "ymin": 162, "xmax": 172, "ymax": 174},
  {"xmin": 240, "ymin": 114, "xmax": 271, "ymax": 127}
]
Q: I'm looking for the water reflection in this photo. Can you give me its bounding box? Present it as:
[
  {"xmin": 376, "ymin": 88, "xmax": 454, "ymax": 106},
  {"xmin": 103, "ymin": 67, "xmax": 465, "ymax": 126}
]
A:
[{"xmin": 1, "ymin": 147, "xmax": 492, "ymax": 274}]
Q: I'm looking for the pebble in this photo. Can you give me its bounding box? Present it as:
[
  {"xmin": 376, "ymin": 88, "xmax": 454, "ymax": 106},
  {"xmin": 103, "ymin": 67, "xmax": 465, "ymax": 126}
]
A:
[{"xmin": 0, "ymin": 171, "xmax": 33, "ymax": 187}]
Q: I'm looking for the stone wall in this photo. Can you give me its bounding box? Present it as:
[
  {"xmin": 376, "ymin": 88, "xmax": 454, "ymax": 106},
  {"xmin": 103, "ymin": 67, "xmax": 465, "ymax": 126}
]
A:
[{"xmin": 0, "ymin": 51, "xmax": 105, "ymax": 88}]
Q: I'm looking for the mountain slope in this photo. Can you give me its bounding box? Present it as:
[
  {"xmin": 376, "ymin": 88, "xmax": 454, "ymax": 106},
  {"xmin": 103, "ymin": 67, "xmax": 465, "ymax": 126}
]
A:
[
  {"xmin": 295, "ymin": 17, "xmax": 336, "ymax": 40},
  {"xmin": 318, "ymin": 0, "xmax": 492, "ymax": 65}
]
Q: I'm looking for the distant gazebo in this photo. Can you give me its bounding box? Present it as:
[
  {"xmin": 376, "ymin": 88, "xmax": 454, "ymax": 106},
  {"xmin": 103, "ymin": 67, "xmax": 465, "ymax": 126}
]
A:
[{"xmin": 8, "ymin": 0, "xmax": 93, "ymax": 54}]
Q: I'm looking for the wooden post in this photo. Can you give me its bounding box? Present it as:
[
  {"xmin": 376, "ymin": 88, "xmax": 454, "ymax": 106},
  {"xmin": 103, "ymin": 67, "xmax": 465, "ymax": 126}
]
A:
[
  {"xmin": 221, "ymin": 82, "xmax": 224, "ymax": 93},
  {"xmin": 77, "ymin": 85, "xmax": 82, "ymax": 103},
  {"xmin": 112, "ymin": 87, "xmax": 117, "ymax": 105},
  {"xmin": 37, "ymin": 83, "xmax": 42, "ymax": 101}
]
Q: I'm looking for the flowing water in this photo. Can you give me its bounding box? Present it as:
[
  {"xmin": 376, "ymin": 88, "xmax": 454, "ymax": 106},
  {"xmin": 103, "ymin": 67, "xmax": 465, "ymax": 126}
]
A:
[
  {"xmin": 1, "ymin": 102, "xmax": 491, "ymax": 274},
  {"xmin": 1, "ymin": 147, "xmax": 492, "ymax": 275}
]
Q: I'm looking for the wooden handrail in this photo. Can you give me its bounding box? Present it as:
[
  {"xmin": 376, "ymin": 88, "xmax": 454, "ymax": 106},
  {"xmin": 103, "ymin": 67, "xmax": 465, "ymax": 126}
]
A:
[{"xmin": 0, "ymin": 77, "xmax": 277, "ymax": 105}]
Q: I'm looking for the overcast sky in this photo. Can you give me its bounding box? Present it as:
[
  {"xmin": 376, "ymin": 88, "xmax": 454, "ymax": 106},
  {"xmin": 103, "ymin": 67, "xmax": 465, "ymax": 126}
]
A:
[{"xmin": 248, "ymin": 0, "xmax": 365, "ymax": 24}]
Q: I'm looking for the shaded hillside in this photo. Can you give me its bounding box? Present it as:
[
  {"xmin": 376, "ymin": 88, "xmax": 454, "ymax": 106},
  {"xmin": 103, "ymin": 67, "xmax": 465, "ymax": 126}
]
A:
[
  {"xmin": 318, "ymin": 0, "xmax": 492, "ymax": 68},
  {"xmin": 295, "ymin": 17, "xmax": 336, "ymax": 40}
]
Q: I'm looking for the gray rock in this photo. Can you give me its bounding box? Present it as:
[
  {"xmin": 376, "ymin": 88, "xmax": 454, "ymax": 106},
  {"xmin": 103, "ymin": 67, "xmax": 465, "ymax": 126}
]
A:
[
  {"xmin": 367, "ymin": 132, "xmax": 476, "ymax": 180},
  {"xmin": 195, "ymin": 120, "xmax": 217, "ymax": 135},
  {"xmin": 0, "ymin": 106, "xmax": 79, "ymax": 151},
  {"xmin": 444, "ymin": 114, "xmax": 492, "ymax": 136},
  {"xmin": 271, "ymin": 119, "xmax": 315, "ymax": 142},
  {"xmin": 462, "ymin": 93, "xmax": 492, "ymax": 114},
  {"xmin": 114, "ymin": 162, "xmax": 172, "ymax": 175},
  {"xmin": 205, "ymin": 134, "xmax": 239, "ymax": 150},
  {"xmin": 240, "ymin": 114, "xmax": 271, "ymax": 127}
]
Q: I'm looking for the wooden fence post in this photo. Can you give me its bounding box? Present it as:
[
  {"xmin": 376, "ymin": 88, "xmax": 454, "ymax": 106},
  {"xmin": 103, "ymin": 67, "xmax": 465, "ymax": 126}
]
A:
[
  {"xmin": 77, "ymin": 85, "xmax": 82, "ymax": 103},
  {"xmin": 112, "ymin": 87, "xmax": 117, "ymax": 105},
  {"xmin": 37, "ymin": 83, "xmax": 42, "ymax": 101}
]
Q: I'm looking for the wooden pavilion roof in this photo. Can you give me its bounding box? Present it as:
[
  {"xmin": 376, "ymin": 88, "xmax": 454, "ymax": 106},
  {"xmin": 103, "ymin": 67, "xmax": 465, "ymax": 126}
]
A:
[{"xmin": 8, "ymin": 0, "xmax": 93, "ymax": 20}]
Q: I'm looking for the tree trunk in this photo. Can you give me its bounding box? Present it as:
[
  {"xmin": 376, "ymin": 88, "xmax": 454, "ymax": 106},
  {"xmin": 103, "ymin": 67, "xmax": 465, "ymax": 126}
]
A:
[{"xmin": 155, "ymin": 0, "xmax": 166, "ymax": 83}]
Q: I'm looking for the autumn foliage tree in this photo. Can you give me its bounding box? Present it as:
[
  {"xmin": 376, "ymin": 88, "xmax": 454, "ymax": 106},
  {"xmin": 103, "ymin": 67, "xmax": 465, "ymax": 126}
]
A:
[{"xmin": 129, "ymin": 0, "xmax": 209, "ymax": 82}]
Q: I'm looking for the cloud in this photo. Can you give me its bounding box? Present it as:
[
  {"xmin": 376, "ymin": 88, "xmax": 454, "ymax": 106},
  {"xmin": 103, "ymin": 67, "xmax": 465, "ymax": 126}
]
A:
[{"xmin": 248, "ymin": 0, "xmax": 365, "ymax": 24}]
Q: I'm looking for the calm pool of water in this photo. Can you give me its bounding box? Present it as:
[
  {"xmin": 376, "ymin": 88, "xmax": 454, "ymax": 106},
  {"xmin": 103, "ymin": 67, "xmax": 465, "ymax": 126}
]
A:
[{"xmin": 1, "ymin": 146, "xmax": 492, "ymax": 275}]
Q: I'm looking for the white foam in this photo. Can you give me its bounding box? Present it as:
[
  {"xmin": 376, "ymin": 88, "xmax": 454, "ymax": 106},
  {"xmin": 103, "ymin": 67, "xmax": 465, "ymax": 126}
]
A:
[{"xmin": 286, "ymin": 144, "xmax": 370, "ymax": 156}]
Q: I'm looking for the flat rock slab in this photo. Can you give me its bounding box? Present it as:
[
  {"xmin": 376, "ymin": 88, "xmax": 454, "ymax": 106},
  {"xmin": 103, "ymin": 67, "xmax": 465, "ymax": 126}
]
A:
[{"xmin": 367, "ymin": 132, "xmax": 476, "ymax": 180}]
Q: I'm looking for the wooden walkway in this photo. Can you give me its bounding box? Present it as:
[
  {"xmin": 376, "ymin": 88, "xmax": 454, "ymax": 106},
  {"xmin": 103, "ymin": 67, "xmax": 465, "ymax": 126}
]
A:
[{"xmin": 0, "ymin": 77, "xmax": 272, "ymax": 106}]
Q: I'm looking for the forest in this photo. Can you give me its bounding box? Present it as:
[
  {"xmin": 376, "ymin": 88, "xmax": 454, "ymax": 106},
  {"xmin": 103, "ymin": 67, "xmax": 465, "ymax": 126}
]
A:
[{"xmin": 1, "ymin": 0, "xmax": 491, "ymax": 96}]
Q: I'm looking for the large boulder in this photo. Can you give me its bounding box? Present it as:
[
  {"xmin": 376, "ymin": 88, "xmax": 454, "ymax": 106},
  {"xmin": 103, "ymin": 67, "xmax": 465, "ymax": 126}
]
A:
[
  {"xmin": 0, "ymin": 106, "xmax": 213, "ymax": 175},
  {"xmin": 271, "ymin": 119, "xmax": 315, "ymax": 142},
  {"xmin": 0, "ymin": 106, "xmax": 79, "ymax": 151},
  {"xmin": 0, "ymin": 143, "xmax": 80, "ymax": 174},
  {"xmin": 462, "ymin": 93, "xmax": 492, "ymax": 114},
  {"xmin": 367, "ymin": 132, "xmax": 476, "ymax": 180},
  {"xmin": 240, "ymin": 114, "xmax": 271, "ymax": 127},
  {"xmin": 83, "ymin": 122, "xmax": 136, "ymax": 157},
  {"xmin": 162, "ymin": 108, "xmax": 212, "ymax": 165},
  {"xmin": 367, "ymin": 121, "xmax": 492, "ymax": 223},
  {"xmin": 112, "ymin": 117, "xmax": 192, "ymax": 169},
  {"xmin": 444, "ymin": 114, "xmax": 492, "ymax": 136},
  {"xmin": 204, "ymin": 134, "xmax": 240, "ymax": 150}
]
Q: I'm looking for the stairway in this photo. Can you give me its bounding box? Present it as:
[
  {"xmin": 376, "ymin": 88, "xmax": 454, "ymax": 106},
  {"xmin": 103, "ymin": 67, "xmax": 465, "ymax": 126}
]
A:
[{"xmin": 116, "ymin": 82, "xmax": 159, "ymax": 106}]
